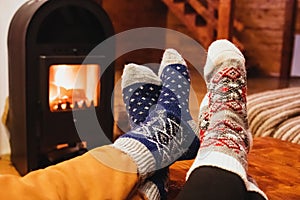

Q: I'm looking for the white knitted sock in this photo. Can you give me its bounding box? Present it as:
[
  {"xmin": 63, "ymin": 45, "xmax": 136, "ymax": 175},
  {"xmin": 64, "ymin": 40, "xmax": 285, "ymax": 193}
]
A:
[{"xmin": 186, "ymin": 40, "xmax": 267, "ymax": 199}]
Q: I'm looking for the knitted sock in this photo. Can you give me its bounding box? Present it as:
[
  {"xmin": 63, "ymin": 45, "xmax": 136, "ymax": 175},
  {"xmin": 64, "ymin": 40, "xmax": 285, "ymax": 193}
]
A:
[
  {"xmin": 137, "ymin": 168, "xmax": 169, "ymax": 200},
  {"xmin": 186, "ymin": 40, "xmax": 267, "ymax": 199},
  {"xmin": 121, "ymin": 63, "xmax": 168, "ymax": 200},
  {"xmin": 113, "ymin": 49, "xmax": 198, "ymax": 179},
  {"xmin": 121, "ymin": 63, "xmax": 162, "ymax": 129},
  {"xmin": 158, "ymin": 49, "xmax": 200, "ymax": 161},
  {"xmin": 198, "ymin": 93, "xmax": 210, "ymax": 143}
]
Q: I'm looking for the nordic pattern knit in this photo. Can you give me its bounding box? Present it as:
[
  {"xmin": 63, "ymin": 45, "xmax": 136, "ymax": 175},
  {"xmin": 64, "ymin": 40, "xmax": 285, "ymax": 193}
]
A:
[
  {"xmin": 114, "ymin": 49, "xmax": 198, "ymax": 179},
  {"xmin": 187, "ymin": 40, "xmax": 268, "ymax": 199},
  {"xmin": 121, "ymin": 63, "xmax": 168, "ymax": 200}
]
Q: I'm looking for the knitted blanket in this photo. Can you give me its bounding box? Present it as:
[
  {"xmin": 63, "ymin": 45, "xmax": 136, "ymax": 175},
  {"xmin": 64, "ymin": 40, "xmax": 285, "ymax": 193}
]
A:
[{"xmin": 247, "ymin": 87, "xmax": 300, "ymax": 144}]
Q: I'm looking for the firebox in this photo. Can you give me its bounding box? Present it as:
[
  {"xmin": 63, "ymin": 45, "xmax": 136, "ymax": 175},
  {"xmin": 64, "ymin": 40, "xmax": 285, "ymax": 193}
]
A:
[{"xmin": 7, "ymin": 0, "xmax": 115, "ymax": 175}]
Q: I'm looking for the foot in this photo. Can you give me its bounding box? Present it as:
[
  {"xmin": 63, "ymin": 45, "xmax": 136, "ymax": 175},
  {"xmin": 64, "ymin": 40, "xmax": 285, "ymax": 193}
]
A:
[
  {"xmin": 113, "ymin": 49, "xmax": 199, "ymax": 178},
  {"xmin": 121, "ymin": 63, "xmax": 168, "ymax": 200},
  {"xmin": 186, "ymin": 39, "xmax": 267, "ymax": 199},
  {"xmin": 186, "ymin": 38, "xmax": 255, "ymax": 183},
  {"xmin": 121, "ymin": 63, "xmax": 162, "ymax": 128}
]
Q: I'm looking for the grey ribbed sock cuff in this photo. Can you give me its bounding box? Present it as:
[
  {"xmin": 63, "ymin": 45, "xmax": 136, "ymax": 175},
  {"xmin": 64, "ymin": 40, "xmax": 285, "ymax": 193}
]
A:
[
  {"xmin": 138, "ymin": 181, "xmax": 160, "ymax": 200},
  {"xmin": 112, "ymin": 138, "xmax": 156, "ymax": 178}
]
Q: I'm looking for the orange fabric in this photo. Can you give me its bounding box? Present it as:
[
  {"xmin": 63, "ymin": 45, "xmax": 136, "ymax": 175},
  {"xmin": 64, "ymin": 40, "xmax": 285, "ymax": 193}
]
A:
[
  {"xmin": 0, "ymin": 146, "xmax": 147, "ymax": 200},
  {"xmin": 131, "ymin": 191, "xmax": 148, "ymax": 200}
]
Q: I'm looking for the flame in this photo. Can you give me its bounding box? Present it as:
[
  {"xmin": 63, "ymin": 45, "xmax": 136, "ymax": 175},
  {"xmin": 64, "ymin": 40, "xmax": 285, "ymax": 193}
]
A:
[
  {"xmin": 54, "ymin": 65, "xmax": 75, "ymax": 89},
  {"xmin": 49, "ymin": 64, "xmax": 100, "ymax": 112}
]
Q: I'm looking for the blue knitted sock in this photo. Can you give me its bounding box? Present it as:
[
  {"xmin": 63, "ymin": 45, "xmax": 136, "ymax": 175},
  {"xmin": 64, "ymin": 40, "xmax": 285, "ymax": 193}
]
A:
[
  {"xmin": 121, "ymin": 63, "xmax": 169, "ymax": 200},
  {"xmin": 113, "ymin": 49, "xmax": 199, "ymax": 179},
  {"xmin": 121, "ymin": 63, "xmax": 162, "ymax": 129},
  {"xmin": 157, "ymin": 49, "xmax": 200, "ymax": 161}
]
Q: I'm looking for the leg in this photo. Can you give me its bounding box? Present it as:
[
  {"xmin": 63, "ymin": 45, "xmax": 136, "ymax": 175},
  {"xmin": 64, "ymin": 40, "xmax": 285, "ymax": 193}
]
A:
[
  {"xmin": 177, "ymin": 166, "xmax": 248, "ymax": 200},
  {"xmin": 121, "ymin": 63, "xmax": 168, "ymax": 200},
  {"xmin": 118, "ymin": 49, "xmax": 200, "ymax": 199},
  {"xmin": 0, "ymin": 49, "xmax": 197, "ymax": 200},
  {"xmin": 113, "ymin": 48, "xmax": 199, "ymax": 178},
  {"xmin": 181, "ymin": 40, "xmax": 267, "ymax": 199},
  {"xmin": 0, "ymin": 146, "xmax": 139, "ymax": 199}
]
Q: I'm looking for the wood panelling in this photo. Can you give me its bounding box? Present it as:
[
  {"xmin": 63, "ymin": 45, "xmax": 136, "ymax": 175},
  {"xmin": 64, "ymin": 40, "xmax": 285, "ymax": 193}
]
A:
[
  {"xmin": 101, "ymin": 0, "xmax": 169, "ymax": 139},
  {"xmin": 296, "ymin": 0, "xmax": 300, "ymax": 33},
  {"xmin": 102, "ymin": 0, "xmax": 167, "ymax": 33},
  {"xmin": 162, "ymin": 0, "xmax": 298, "ymax": 77},
  {"xmin": 102, "ymin": 0, "xmax": 168, "ymax": 71},
  {"xmin": 234, "ymin": 0, "xmax": 294, "ymax": 76},
  {"xmin": 280, "ymin": 0, "xmax": 297, "ymax": 78},
  {"xmin": 162, "ymin": 0, "xmax": 236, "ymax": 49}
]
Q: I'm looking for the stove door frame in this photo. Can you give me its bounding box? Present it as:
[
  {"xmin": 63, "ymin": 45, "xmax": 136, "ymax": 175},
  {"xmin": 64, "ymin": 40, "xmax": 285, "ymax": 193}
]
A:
[{"xmin": 38, "ymin": 55, "xmax": 113, "ymax": 166}]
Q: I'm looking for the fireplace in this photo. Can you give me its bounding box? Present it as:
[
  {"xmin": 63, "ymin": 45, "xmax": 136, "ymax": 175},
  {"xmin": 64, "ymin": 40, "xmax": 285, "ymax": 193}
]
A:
[{"xmin": 7, "ymin": 0, "xmax": 115, "ymax": 175}]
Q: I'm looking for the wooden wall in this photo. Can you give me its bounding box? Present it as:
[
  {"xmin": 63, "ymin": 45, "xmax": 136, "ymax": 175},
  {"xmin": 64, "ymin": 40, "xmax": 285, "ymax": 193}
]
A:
[
  {"xmin": 163, "ymin": 0, "xmax": 300, "ymax": 77},
  {"xmin": 234, "ymin": 0, "xmax": 297, "ymax": 77},
  {"xmin": 296, "ymin": 0, "xmax": 300, "ymax": 34},
  {"xmin": 102, "ymin": 0, "xmax": 167, "ymax": 71},
  {"xmin": 101, "ymin": 0, "xmax": 168, "ymax": 138},
  {"xmin": 101, "ymin": 0, "xmax": 299, "ymax": 77}
]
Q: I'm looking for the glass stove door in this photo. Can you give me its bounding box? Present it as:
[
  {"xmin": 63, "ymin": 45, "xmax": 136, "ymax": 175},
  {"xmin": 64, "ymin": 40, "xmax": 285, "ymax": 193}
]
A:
[{"xmin": 49, "ymin": 64, "xmax": 100, "ymax": 112}]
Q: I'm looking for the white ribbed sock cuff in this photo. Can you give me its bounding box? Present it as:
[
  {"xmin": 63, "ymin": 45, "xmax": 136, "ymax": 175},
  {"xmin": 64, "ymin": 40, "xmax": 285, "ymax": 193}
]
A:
[
  {"xmin": 138, "ymin": 181, "xmax": 160, "ymax": 200},
  {"xmin": 186, "ymin": 151, "xmax": 247, "ymax": 181},
  {"xmin": 247, "ymin": 180, "xmax": 269, "ymax": 200},
  {"xmin": 113, "ymin": 137, "xmax": 156, "ymax": 178},
  {"xmin": 186, "ymin": 151, "xmax": 268, "ymax": 199}
]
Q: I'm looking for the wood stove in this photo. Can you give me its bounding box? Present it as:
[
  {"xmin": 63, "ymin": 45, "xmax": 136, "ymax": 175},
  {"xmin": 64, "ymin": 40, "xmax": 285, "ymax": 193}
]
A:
[{"xmin": 7, "ymin": 0, "xmax": 114, "ymax": 175}]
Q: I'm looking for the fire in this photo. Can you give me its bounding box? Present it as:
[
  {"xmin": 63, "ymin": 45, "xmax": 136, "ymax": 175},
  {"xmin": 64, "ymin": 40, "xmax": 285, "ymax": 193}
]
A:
[{"xmin": 49, "ymin": 64, "xmax": 100, "ymax": 112}]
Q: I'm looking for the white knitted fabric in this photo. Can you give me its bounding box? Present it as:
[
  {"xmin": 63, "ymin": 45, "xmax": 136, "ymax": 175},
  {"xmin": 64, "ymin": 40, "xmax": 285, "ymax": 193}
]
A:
[
  {"xmin": 121, "ymin": 63, "xmax": 161, "ymax": 89},
  {"xmin": 204, "ymin": 39, "xmax": 245, "ymax": 83},
  {"xmin": 187, "ymin": 40, "xmax": 267, "ymax": 200},
  {"xmin": 158, "ymin": 48, "xmax": 187, "ymax": 77},
  {"xmin": 138, "ymin": 181, "xmax": 160, "ymax": 200}
]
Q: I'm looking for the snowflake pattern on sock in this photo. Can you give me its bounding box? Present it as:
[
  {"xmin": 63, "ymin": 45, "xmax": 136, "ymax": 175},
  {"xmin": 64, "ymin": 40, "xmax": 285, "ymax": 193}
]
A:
[
  {"xmin": 158, "ymin": 63, "xmax": 200, "ymax": 161},
  {"xmin": 158, "ymin": 64, "xmax": 192, "ymax": 121},
  {"xmin": 114, "ymin": 62, "xmax": 198, "ymax": 176},
  {"xmin": 123, "ymin": 83, "xmax": 161, "ymax": 128},
  {"xmin": 121, "ymin": 65, "xmax": 169, "ymax": 200}
]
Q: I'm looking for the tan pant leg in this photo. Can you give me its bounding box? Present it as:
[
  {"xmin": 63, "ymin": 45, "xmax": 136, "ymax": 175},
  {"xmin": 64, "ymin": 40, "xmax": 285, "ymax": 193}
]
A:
[{"xmin": 0, "ymin": 146, "xmax": 140, "ymax": 200}]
